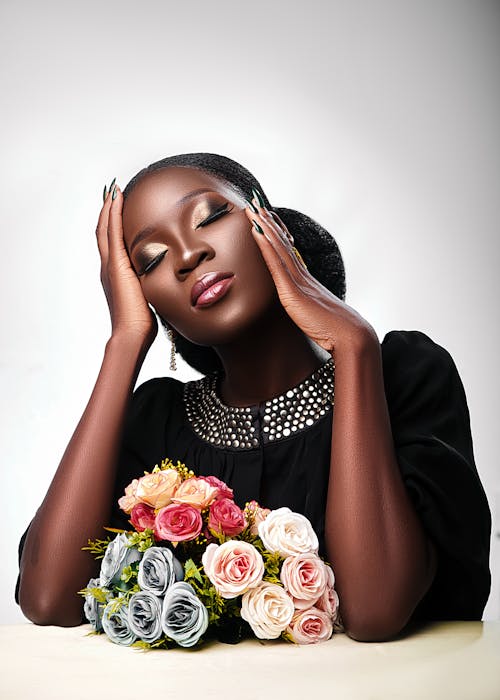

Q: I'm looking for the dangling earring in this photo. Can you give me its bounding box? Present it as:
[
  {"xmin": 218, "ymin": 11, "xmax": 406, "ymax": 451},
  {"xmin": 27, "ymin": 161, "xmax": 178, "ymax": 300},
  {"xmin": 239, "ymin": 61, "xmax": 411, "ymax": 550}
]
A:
[{"xmin": 166, "ymin": 327, "xmax": 177, "ymax": 371}]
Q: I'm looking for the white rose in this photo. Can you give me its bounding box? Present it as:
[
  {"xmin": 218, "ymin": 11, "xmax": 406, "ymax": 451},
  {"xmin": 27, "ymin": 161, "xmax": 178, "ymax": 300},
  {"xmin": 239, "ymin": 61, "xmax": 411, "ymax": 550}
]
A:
[
  {"xmin": 258, "ymin": 507, "xmax": 319, "ymax": 557},
  {"xmin": 241, "ymin": 582, "xmax": 295, "ymax": 639}
]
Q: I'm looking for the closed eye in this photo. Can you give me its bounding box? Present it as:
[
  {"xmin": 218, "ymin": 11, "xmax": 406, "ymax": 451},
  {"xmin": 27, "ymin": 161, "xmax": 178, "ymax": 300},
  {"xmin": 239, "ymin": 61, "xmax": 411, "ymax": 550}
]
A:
[
  {"xmin": 196, "ymin": 202, "xmax": 233, "ymax": 228},
  {"xmin": 139, "ymin": 250, "xmax": 167, "ymax": 276}
]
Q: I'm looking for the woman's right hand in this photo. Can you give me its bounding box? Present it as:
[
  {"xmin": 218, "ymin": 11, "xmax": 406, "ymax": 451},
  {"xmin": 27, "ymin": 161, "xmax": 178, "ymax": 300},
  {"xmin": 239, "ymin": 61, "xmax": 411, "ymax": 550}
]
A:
[{"xmin": 96, "ymin": 182, "xmax": 158, "ymax": 347}]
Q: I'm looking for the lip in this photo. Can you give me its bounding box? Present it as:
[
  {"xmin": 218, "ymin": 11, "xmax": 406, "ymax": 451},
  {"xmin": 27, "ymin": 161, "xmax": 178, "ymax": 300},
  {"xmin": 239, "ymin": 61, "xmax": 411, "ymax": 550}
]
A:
[{"xmin": 191, "ymin": 271, "xmax": 235, "ymax": 307}]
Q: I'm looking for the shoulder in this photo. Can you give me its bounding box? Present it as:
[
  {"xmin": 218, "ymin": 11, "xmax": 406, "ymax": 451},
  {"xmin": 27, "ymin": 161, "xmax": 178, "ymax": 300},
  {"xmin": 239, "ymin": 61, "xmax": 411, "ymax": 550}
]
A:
[
  {"xmin": 125, "ymin": 375, "xmax": 188, "ymax": 427},
  {"xmin": 381, "ymin": 329, "xmax": 455, "ymax": 371},
  {"xmin": 380, "ymin": 329, "xmax": 459, "ymax": 389},
  {"xmin": 379, "ymin": 329, "xmax": 465, "ymax": 420}
]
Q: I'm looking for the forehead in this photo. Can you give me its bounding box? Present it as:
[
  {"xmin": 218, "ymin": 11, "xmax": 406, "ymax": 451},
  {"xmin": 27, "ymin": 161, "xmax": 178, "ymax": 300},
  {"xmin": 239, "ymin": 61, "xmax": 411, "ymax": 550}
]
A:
[{"xmin": 122, "ymin": 166, "xmax": 239, "ymax": 243}]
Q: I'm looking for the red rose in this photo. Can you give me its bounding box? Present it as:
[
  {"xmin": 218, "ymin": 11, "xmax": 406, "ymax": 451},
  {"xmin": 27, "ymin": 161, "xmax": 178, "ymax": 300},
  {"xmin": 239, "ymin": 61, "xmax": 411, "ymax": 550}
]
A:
[
  {"xmin": 130, "ymin": 502, "xmax": 156, "ymax": 532},
  {"xmin": 208, "ymin": 497, "xmax": 247, "ymax": 537},
  {"xmin": 200, "ymin": 475, "xmax": 234, "ymax": 501},
  {"xmin": 154, "ymin": 503, "xmax": 203, "ymax": 542}
]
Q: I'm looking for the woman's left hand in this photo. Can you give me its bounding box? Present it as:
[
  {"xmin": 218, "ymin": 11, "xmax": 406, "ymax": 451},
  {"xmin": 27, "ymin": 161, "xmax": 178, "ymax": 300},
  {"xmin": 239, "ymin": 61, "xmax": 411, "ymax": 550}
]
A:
[{"xmin": 245, "ymin": 190, "xmax": 377, "ymax": 355}]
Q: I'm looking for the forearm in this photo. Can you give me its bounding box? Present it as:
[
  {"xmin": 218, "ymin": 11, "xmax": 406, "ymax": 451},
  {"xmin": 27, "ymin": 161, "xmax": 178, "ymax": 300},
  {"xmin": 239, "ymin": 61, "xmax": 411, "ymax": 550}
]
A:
[
  {"xmin": 18, "ymin": 334, "xmax": 151, "ymax": 626},
  {"xmin": 325, "ymin": 331, "xmax": 436, "ymax": 641}
]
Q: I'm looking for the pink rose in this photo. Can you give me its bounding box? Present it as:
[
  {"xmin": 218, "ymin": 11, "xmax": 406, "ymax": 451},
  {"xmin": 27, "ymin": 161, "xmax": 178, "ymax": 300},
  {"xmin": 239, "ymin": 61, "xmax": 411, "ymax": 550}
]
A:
[
  {"xmin": 280, "ymin": 553, "xmax": 328, "ymax": 609},
  {"xmin": 129, "ymin": 502, "xmax": 156, "ymax": 532},
  {"xmin": 200, "ymin": 475, "xmax": 234, "ymax": 501},
  {"xmin": 208, "ymin": 498, "xmax": 247, "ymax": 537},
  {"xmin": 202, "ymin": 541, "xmax": 264, "ymax": 598},
  {"xmin": 245, "ymin": 500, "xmax": 271, "ymax": 536},
  {"xmin": 154, "ymin": 503, "xmax": 203, "ymax": 542},
  {"xmin": 170, "ymin": 477, "xmax": 219, "ymax": 510},
  {"xmin": 286, "ymin": 607, "xmax": 333, "ymax": 644},
  {"xmin": 135, "ymin": 469, "xmax": 181, "ymax": 510},
  {"xmin": 315, "ymin": 564, "xmax": 340, "ymax": 622},
  {"xmin": 118, "ymin": 478, "xmax": 140, "ymax": 514}
]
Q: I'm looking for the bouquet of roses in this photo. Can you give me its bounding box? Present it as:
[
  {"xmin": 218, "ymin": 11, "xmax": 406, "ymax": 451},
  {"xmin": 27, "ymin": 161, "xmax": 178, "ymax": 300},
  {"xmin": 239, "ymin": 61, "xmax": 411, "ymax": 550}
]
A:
[{"xmin": 79, "ymin": 458, "xmax": 342, "ymax": 649}]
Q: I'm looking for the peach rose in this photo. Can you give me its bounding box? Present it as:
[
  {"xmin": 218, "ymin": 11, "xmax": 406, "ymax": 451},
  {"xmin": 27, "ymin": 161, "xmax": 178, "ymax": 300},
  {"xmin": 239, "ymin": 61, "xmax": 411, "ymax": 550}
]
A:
[
  {"xmin": 280, "ymin": 553, "xmax": 328, "ymax": 609},
  {"xmin": 118, "ymin": 478, "xmax": 140, "ymax": 514},
  {"xmin": 154, "ymin": 503, "xmax": 203, "ymax": 542},
  {"xmin": 286, "ymin": 607, "xmax": 333, "ymax": 644},
  {"xmin": 135, "ymin": 469, "xmax": 181, "ymax": 510},
  {"xmin": 208, "ymin": 498, "xmax": 247, "ymax": 537},
  {"xmin": 171, "ymin": 477, "xmax": 219, "ymax": 510},
  {"xmin": 202, "ymin": 541, "xmax": 264, "ymax": 599},
  {"xmin": 241, "ymin": 582, "xmax": 295, "ymax": 639},
  {"xmin": 258, "ymin": 507, "xmax": 319, "ymax": 557}
]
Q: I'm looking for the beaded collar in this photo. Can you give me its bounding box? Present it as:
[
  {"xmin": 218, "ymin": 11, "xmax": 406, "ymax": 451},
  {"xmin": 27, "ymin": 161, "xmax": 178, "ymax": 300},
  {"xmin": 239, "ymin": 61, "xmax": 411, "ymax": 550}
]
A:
[{"xmin": 183, "ymin": 357, "xmax": 335, "ymax": 451}]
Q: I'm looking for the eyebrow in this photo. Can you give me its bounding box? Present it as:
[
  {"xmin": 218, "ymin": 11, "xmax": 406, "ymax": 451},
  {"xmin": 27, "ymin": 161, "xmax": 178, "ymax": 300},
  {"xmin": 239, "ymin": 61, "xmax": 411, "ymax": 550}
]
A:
[{"xmin": 129, "ymin": 187, "xmax": 215, "ymax": 255}]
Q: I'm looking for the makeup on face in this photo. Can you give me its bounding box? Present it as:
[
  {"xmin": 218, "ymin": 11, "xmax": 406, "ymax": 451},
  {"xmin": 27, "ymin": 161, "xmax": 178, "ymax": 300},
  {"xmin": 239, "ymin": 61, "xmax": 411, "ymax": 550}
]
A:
[{"xmin": 131, "ymin": 195, "xmax": 237, "ymax": 277}]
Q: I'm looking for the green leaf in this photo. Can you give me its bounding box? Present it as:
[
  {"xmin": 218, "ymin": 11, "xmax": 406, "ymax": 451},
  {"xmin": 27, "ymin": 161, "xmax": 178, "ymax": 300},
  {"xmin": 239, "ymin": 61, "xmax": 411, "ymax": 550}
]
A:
[{"xmin": 184, "ymin": 558, "xmax": 203, "ymax": 584}]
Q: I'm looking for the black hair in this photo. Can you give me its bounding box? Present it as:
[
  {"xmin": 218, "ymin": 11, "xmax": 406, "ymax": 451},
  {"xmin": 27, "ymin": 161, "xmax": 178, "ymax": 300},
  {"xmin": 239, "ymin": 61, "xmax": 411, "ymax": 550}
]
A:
[{"xmin": 122, "ymin": 152, "xmax": 346, "ymax": 375}]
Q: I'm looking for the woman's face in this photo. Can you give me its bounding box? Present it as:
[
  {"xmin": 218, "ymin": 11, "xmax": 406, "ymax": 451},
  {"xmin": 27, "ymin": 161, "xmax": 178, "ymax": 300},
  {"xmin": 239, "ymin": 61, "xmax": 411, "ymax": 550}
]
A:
[{"xmin": 122, "ymin": 166, "xmax": 279, "ymax": 346}]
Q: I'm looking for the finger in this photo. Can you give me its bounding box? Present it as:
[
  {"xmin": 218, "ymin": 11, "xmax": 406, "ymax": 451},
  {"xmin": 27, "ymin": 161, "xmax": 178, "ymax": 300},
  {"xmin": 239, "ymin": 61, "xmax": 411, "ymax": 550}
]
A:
[
  {"xmin": 245, "ymin": 210, "xmax": 302, "ymax": 303},
  {"xmin": 95, "ymin": 180, "xmax": 115, "ymax": 260},
  {"xmin": 245, "ymin": 203, "xmax": 306, "ymax": 282},
  {"xmin": 107, "ymin": 185, "xmax": 127, "ymax": 265},
  {"xmin": 268, "ymin": 210, "xmax": 294, "ymax": 246}
]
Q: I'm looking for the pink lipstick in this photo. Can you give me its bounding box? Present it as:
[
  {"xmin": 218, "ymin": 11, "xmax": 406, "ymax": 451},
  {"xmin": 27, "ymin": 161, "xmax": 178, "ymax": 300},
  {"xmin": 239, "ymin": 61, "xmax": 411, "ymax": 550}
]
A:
[{"xmin": 191, "ymin": 272, "xmax": 235, "ymax": 308}]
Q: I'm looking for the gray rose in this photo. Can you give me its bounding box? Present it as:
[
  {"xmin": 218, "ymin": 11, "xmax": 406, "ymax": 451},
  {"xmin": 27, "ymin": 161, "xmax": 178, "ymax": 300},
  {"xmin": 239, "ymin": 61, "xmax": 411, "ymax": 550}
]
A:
[
  {"xmin": 83, "ymin": 577, "xmax": 110, "ymax": 631},
  {"xmin": 99, "ymin": 533, "xmax": 142, "ymax": 587},
  {"xmin": 101, "ymin": 600, "xmax": 137, "ymax": 646},
  {"xmin": 128, "ymin": 591, "xmax": 163, "ymax": 643},
  {"xmin": 137, "ymin": 546, "xmax": 184, "ymax": 595},
  {"xmin": 161, "ymin": 581, "xmax": 209, "ymax": 648}
]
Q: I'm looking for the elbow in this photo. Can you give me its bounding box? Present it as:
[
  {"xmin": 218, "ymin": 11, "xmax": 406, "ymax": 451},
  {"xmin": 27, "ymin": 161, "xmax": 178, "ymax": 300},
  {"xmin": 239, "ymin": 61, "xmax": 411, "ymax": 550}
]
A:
[
  {"xmin": 18, "ymin": 582, "xmax": 84, "ymax": 628},
  {"xmin": 342, "ymin": 606, "xmax": 412, "ymax": 643}
]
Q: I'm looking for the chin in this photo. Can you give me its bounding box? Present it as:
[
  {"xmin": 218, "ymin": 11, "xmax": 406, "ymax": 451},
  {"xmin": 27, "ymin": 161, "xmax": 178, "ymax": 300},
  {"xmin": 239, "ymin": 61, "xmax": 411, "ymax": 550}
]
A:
[{"xmin": 175, "ymin": 292, "xmax": 278, "ymax": 347}]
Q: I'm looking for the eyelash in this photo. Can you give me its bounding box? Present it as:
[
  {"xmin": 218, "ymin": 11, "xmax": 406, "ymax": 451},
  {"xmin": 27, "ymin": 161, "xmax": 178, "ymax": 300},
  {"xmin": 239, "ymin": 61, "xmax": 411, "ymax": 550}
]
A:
[{"xmin": 139, "ymin": 203, "xmax": 233, "ymax": 276}]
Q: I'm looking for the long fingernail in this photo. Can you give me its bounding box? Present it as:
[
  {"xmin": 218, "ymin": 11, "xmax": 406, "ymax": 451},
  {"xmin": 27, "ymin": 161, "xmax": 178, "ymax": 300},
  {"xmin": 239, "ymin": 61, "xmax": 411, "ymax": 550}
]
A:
[
  {"xmin": 252, "ymin": 219, "xmax": 264, "ymax": 234},
  {"xmin": 245, "ymin": 198, "xmax": 258, "ymax": 213},
  {"xmin": 103, "ymin": 185, "xmax": 107, "ymax": 202},
  {"xmin": 109, "ymin": 177, "xmax": 116, "ymax": 191},
  {"xmin": 251, "ymin": 188, "xmax": 265, "ymax": 208},
  {"xmin": 112, "ymin": 184, "xmax": 118, "ymax": 200}
]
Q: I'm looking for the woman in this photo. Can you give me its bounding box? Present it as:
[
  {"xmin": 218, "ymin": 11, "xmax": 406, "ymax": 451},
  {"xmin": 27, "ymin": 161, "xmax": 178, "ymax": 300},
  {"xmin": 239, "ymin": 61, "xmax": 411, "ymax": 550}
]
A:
[{"xmin": 15, "ymin": 153, "xmax": 491, "ymax": 641}]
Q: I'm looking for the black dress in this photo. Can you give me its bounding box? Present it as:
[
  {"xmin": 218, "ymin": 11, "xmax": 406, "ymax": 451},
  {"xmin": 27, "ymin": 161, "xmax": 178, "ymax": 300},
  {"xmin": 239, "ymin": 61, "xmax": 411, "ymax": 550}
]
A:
[{"xmin": 15, "ymin": 330, "xmax": 492, "ymax": 621}]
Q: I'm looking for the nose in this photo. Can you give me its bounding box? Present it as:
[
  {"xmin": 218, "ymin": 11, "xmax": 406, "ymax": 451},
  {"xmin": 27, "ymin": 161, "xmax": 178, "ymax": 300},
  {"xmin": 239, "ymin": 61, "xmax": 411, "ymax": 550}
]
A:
[{"xmin": 173, "ymin": 235, "xmax": 215, "ymax": 278}]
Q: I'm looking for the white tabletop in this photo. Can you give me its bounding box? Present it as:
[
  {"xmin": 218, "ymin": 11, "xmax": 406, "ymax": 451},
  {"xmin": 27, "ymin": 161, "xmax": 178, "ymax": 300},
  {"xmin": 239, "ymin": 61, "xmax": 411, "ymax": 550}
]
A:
[{"xmin": 1, "ymin": 621, "xmax": 499, "ymax": 700}]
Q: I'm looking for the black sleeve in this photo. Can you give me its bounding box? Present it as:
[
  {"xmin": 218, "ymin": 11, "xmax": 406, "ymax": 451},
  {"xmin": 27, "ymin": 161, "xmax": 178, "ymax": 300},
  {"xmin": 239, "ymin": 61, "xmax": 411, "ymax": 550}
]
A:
[
  {"xmin": 14, "ymin": 375, "xmax": 182, "ymax": 606},
  {"xmin": 381, "ymin": 330, "xmax": 491, "ymax": 621}
]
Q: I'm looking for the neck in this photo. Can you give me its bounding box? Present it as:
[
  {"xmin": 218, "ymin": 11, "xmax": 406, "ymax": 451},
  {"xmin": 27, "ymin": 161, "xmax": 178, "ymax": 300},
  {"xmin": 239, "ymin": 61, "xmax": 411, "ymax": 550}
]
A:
[{"xmin": 212, "ymin": 304, "xmax": 330, "ymax": 407}]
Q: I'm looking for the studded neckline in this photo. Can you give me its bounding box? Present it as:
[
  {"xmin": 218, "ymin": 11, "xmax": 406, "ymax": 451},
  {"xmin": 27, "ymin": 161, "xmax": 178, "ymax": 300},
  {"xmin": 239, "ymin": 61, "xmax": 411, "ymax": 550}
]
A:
[{"xmin": 182, "ymin": 357, "xmax": 335, "ymax": 451}]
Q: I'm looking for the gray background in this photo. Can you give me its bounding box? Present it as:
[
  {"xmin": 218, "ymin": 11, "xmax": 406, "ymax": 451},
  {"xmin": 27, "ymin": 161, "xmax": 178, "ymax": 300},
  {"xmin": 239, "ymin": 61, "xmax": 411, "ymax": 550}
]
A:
[{"xmin": 1, "ymin": 0, "xmax": 498, "ymax": 623}]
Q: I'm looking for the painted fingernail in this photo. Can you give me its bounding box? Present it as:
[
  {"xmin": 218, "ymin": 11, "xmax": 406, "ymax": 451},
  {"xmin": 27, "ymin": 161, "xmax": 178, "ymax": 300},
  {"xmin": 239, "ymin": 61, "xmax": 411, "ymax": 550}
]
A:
[
  {"xmin": 103, "ymin": 185, "xmax": 107, "ymax": 202},
  {"xmin": 109, "ymin": 176, "xmax": 116, "ymax": 191},
  {"xmin": 245, "ymin": 198, "xmax": 258, "ymax": 214},
  {"xmin": 252, "ymin": 219, "xmax": 264, "ymax": 234},
  {"xmin": 112, "ymin": 184, "xmax": 118, "ymax": 200},
  {"xmin": 251, "ymin": 188, "xmax": 266, "ymax": 208}
]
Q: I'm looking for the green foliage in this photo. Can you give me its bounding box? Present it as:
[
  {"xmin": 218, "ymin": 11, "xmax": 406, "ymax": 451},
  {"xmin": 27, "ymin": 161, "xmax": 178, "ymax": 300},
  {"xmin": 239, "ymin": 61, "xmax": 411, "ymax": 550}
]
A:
[
  {"xmin": 127, "ymin": 529, "xmax": 155, "ymax": 552},
  {"xmin": 183, "ymin": 559, "xmax": 227, "ymax": 625},
  {"xmin": 184, "ymin": 558, "xmax": 203, "ymax": 584},
  {"xmin": 120, "ymin": 560, "xmax": 139, "ymax": 584},
  {"xmin": 131, "ymin": 637, "xmax": 177, "ymax": 651},
  {"xmin": 81, "ymin": 536, "xmax": 112, "ymax": 560},
  {"xmin": 77, "ymin": 585, "xmax": 109, "ymax": 603},
  {"xmin": 261, "ymin": 551, "xmax": 283, "ymax": 584}
]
